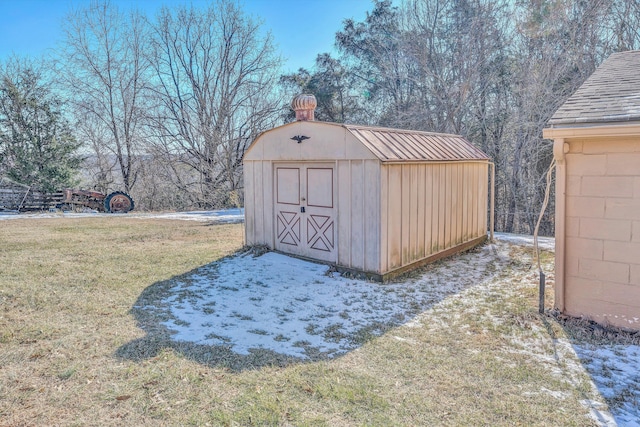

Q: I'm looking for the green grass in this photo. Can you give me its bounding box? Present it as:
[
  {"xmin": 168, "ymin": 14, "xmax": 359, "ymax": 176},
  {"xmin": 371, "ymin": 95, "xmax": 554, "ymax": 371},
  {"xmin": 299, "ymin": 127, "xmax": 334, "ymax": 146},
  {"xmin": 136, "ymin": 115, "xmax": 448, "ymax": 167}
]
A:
[{"xmin": 0, "ymin": 218, "xmax": 600, "ymax": 426}]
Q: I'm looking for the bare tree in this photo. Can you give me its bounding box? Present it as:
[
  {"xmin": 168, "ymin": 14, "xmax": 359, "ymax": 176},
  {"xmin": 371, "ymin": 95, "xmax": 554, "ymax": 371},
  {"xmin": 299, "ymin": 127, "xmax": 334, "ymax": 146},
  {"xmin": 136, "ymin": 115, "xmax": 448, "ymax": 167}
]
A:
[
  {"xmin": 605, "ymin": 0, "xmax": 640, "ymax": 51},
  {"xmin": 144, "ymin": 0, "xmax": 282, "ymax": 209},
  {"xmin": 328, "ymin": 0, "xmax": 640, "ymax": 235},
  {"xmin": 280, "ymin": 53, "xmax": 370, "ymax": 124},
  {"xmin": 75, "ymin": 111, "xmax": 119, "ymax": 194},
  {"xmin": 499, "ymin": 0, "xmax": 611, "ymax": 233},
  {"xmin": 60, "ymin": 0, "xmax": 148, "ymax": 194},
  {"xmin": 336, "ymin": 1, "xmax": 420, "ymax": 129}
]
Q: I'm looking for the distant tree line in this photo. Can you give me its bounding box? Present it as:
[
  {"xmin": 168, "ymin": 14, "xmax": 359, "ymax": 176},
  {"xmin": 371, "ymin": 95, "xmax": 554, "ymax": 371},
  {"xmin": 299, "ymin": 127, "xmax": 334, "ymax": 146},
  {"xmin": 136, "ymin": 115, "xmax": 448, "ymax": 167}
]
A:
[
  {"xmin": 282, "ymin": 0, "xmax": 640, "ymax": 235},
  {"xmin": 1, "ymin": 0, "xmax": 639, "ymax": 234}
]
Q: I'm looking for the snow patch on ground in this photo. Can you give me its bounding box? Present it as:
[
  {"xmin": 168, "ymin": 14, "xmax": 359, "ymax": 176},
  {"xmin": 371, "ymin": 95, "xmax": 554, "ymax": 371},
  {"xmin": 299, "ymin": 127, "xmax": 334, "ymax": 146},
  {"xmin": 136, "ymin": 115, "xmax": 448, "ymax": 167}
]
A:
[
  {"xmin": 574, "ymin": 344, "xmax": 640, "ymax": 427},
  {"xmin": 494, "ymin": 231, "xmax": 555, "ymax": 251},
  {"xmin": 158, "ymin": 242, "xmax": 505, "ymax": 359},
  {"xmin": 5, "ymin": 209, "xmax": 637, "ymax": 425},
  {"xmin": 493, "ymin": 234, "xmax": 637, "ymax": 427},
  {"xmin": 0, "ymin": 209, "xmax": 244, "ymax": 223},
  {"xmin": 141, "ymin": 226, "xmax": 637, "ymax": 426}
]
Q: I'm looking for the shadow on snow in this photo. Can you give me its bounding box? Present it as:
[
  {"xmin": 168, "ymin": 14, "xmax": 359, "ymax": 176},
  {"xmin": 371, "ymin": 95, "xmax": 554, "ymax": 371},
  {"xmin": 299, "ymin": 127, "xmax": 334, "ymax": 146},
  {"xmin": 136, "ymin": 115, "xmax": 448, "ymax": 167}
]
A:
[{"xmin": 116, "ymin": 242, "xmax": 504, "ymax": 372}]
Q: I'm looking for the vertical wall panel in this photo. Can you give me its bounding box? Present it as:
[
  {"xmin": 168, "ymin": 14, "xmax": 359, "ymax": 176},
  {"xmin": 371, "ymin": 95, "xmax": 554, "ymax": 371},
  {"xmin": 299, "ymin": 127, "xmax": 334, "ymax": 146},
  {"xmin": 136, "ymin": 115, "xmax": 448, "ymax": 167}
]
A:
[
  {"xmin": 388, "ymin": 165, "xmax": 403, "ymax": 269},
  {"xmin": 476, "ymin": 163, "xmax": 483, "ymax": 236},
  {"xmin": 244, "ymin": 162, "xmax": 255, "ymax": 244},
  {"xmin": 410, "ymin": 165, "xmax": 420, "ymax": 261},
  {"xmin": 380, "ymin": 165, "xmax": 389, "ymax": 273},
  {"xmin": 417, "ymin": 165, "xmax": 426, "ymax": 259},
  {"xmin": 461, "ymin": 165, "xmax": 468, "ymax": 242},
  {"xmin": 433, "ymin": 164, "xmax": 442, "ymax": 253},
  {"xmin": 451, "ymin": 164, "xmax": 459, "ymax": 245},
  {"xmin": 337, "ymin": 160, "xmax": 351, "ymax": 267},
  {"xmin": 442, "ymin": 164, "xmax": 448, "ymax": 248},
  {"xmin": 468, "ymin": 164, "xmax": 475, "ymax": 238},
  {"xmin": 442, "ymin": 164, "xmax": 451, "ymax": 248},
  {"xmin": 478, "ymin": 167, "xmax": 488, "ymax": 235},
  {"xmin": 458, "ymin": 165, "xmax": 465, "ymax": 243},
  {"xmin": 401, "ymin": 165, "xmax": 411, "ymax": 265},
  {"xmin": 262, "ymin": 161, "xmax": 274, "ymax": 247},
  {"xmin": 469, "ymin": 163, "xmax": 479, "ymax": 236},
  {"xmin": 364, "ymin": 160, "xmax": 381, "ymax": 273},
  {"xmin": 481, "ymin": 163, "xmax": 488, "ymax": 235},
  {"xmin": 253, "ymin": 161, "xmax": 265, "ymax": 244},
  {"xmin": 351, "ymin": 160, "xmax": 365, "ymax": 270},
  {"xmin": 467, "ymin": 165, "xmax": 473, "ymax": 239},
  {"xmin": 424, "ymin": 166, "xmax": 433, "ymax": 256}
]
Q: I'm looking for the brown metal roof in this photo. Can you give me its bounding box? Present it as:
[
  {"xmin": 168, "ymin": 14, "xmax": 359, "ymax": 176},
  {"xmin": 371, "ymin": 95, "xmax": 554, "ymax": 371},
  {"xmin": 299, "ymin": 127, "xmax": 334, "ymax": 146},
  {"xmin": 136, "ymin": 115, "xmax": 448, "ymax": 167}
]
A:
[
  {"xmin": 344, "ymin": 125, "xmax": 489, "ymax": 162},
  {"xmin": 548, "ymin": 50, "xmax": 640, "ymax": 127}
]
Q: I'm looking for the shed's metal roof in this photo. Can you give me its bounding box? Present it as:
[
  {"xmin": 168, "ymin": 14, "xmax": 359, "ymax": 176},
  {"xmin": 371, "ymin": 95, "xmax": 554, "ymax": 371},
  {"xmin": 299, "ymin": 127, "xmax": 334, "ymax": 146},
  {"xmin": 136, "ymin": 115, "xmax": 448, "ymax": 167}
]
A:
[
  {"xmin": 344, "ymin": 125, "xmax": 489, "ymax": 162},
  {"xmin": 548, "ymin": 50, "xmax": 640, "ymax": 127}
]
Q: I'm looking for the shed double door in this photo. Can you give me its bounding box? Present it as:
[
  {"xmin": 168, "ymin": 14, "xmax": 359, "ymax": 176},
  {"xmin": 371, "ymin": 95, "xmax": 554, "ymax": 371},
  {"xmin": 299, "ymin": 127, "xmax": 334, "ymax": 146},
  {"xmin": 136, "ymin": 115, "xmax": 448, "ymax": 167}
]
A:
[{"xmin": 274, "ymin": 163, "xmax": 336, "ymax": 263}]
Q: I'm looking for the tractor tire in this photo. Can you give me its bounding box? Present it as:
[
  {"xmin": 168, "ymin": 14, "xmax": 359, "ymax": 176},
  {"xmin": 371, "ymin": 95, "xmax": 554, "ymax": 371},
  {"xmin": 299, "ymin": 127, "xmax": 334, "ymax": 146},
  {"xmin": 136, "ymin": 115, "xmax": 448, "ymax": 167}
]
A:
[{"xmin": 104, "ymin": 191, "xmax": 135, "ymax": 213}]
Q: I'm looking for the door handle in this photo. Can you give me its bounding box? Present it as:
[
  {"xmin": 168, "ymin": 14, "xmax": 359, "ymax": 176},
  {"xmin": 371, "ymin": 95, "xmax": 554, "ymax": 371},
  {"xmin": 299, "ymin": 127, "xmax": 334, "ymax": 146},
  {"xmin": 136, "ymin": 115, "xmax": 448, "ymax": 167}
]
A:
[{"xmin": 300, "ymin": 207, "xmax": 305, "ymax": 213}]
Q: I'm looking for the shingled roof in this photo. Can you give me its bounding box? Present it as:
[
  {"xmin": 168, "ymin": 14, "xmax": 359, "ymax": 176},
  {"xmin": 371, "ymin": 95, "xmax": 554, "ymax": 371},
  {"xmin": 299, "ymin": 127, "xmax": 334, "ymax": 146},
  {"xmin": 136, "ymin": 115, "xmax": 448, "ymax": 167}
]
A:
[{"xmin": 548, "ymin": 50, "xmax": 640, "ymax": 127}]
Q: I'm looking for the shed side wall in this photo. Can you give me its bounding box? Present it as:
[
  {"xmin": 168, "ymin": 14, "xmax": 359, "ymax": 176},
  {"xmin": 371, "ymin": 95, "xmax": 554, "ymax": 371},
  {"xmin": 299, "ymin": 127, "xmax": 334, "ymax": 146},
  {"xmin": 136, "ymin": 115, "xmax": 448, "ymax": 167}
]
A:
[
  {"xmin": 562, "ymin": 137, "xmax": 640, "ymax": 330},
  {"xmin": 336, "ymin": 159, "xmax": 381, "ymax": 272},
  {"xmin": 244, "ymin": 160, "xmax": 274, "ymax": 247},
  {"xmin": 380, "ymin": 161, "xmax": 488, "ymax": 273}
]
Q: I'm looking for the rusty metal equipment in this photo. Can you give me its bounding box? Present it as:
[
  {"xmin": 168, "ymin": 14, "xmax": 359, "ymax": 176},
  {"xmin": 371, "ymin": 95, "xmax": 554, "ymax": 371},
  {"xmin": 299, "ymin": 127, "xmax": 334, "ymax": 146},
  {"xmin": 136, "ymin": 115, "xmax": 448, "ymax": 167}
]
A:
[
  {"xmin": 58, "ymin": 189, "xmax": 135, "ymax": 213},
  {"xmin": 0, "ymin": 177, "xmax": 135, "ymax": 213}
]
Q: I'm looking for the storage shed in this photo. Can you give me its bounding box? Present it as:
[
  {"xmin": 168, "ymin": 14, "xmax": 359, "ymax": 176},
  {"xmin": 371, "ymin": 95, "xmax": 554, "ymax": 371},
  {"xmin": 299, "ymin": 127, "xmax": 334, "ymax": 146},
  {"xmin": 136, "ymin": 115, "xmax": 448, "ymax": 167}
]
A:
[
  {"xmin": 543, "ymin": 50, "xmax": 640, "ymax": 330},
  {"xmin": 244, "ymin": 95, "xmax": 491, "ymax": 280}
]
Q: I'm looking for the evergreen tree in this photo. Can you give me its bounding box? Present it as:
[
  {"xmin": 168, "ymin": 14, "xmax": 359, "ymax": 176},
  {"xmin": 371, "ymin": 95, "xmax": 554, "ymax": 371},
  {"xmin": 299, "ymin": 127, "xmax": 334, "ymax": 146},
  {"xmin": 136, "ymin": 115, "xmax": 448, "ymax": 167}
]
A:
[{"xmin": 0, "ymin": 60, "xmax": 81, "ymax": 192}]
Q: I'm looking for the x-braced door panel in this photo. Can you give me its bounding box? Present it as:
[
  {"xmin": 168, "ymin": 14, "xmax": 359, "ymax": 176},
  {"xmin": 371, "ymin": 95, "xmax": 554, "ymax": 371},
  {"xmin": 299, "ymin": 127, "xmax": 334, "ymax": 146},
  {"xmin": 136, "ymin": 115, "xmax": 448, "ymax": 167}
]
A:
[
  {"xmin": 275, "ymin": 167, "xmax": 302, "ymax": 248},
  {"xmin": 274, "ymin": 164, "xmax": 336, "ymax": 262}
]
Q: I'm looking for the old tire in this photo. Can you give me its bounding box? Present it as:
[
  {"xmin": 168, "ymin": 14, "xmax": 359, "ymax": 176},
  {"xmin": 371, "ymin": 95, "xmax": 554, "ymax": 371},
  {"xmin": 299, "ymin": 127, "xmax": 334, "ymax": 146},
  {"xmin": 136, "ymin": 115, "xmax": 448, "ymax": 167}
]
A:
[{"xmin": 104, "ymin": 191, "xmax": 135, "ymax": 213}]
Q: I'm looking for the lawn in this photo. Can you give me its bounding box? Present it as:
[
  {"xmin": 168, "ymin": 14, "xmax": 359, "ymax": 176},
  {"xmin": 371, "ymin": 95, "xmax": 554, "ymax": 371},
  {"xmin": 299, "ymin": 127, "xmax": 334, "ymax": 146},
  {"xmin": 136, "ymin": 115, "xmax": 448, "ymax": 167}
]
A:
[{"xmin": 0, "ymin": 216, "xmax": 617, "ymax": 426}]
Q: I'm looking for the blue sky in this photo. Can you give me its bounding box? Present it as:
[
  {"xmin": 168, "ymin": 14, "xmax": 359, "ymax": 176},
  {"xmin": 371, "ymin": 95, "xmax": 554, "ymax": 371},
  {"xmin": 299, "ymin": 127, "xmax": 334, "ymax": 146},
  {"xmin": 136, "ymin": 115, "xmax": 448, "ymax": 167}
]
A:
[{"xmin": 0, "ymin": 0, "xmax": 373, "ymax": 72}]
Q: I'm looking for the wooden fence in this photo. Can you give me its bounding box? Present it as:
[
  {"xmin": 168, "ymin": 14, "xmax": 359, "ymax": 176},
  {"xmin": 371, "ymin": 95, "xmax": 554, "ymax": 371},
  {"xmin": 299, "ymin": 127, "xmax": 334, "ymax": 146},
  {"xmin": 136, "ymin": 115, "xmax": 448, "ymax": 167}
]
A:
[{"xmin": 0, "ymin": 179, "xmax": 62, "ymax": 212}]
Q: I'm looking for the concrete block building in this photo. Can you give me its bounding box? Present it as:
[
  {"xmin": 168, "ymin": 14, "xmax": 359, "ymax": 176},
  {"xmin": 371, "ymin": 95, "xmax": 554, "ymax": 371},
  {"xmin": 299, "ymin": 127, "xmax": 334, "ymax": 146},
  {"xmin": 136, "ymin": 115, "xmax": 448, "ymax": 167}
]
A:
[{"xmin": 544, "ymin": 50, "xmax": 640, "ymax": 330}]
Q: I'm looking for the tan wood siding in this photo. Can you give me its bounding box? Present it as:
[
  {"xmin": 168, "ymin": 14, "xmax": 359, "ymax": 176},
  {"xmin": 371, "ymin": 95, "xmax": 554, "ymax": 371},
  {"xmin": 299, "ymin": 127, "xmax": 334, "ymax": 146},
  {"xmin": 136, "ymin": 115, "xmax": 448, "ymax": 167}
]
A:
[
  {"xmin": 387, "ymin": 165, "xmax": 403, "ymax": 269},
  {"xmin": 244, "ymin": 122, "xmax": 378, "ymax": 162},
  {"xmin": 438, "ymin": 165, "xmax": 446, "ymax": 251},
  {"xmin": 401, "ymin": 165, "xmax": 411, "ymax": 265},
  {"xmin": 334, "ymin": 159, "xmax": 381, "ymax": 272},
  {"xmin": 416, "ymin": 165, "xmax": 426, "ymax": 260},
  {"xmin": 337, "ymin": 160, "xmax": 351, "ymax": 267},
  {"xmin": 382, "ymin": 162, "xmax": 489, "ymax": 273},
  {"xmin": 242, "ymin": 160, "xmax": 274, "ymax": 246},
  {"xmin": 244, "ymin": 161, "xmax": 255, "ymax": 244},
  {"xmin": 350, "ymin": 160, "xmax": 365, "ymax": 269},
  {"xmin": 424, "ymin": 166, "xmax": 433, "ymax": 258},
  {"xmin": 254, "ymin": 162, "xmax": 265, "ymax": 245},
  {"xmin": 263, "ymin": 162, "xmax": 274, "ymax": 248},
  {"xmin": 380, "ymin": 166, "xmax": 389, "ymax": 273},
  {"xmin": 363, "ymin": 159, "xmax": 381, "ymax": 272},
  {"xmin": 244, "ymin": 121, "xmax": 488, "ymax": 280},
  {"xmin": 431, "ymin": 165, "xmax": 441, "ymax": 253}
]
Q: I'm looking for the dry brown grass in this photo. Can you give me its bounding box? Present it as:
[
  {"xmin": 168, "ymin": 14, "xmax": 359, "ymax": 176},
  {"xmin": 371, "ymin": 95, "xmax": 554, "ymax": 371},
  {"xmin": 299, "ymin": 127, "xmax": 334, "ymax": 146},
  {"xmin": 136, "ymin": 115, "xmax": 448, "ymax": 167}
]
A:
[{"xmin": 0, "ymin": 219, "xmax": 600, "ymax": 426}]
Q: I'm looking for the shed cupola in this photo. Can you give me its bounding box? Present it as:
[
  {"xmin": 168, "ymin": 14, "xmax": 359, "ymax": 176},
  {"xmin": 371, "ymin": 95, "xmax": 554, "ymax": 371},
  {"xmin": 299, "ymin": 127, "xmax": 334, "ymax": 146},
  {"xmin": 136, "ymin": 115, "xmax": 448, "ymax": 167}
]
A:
[{"xmin": 291, "ymin": 94, "xmax": 317, "ymax": 121}]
